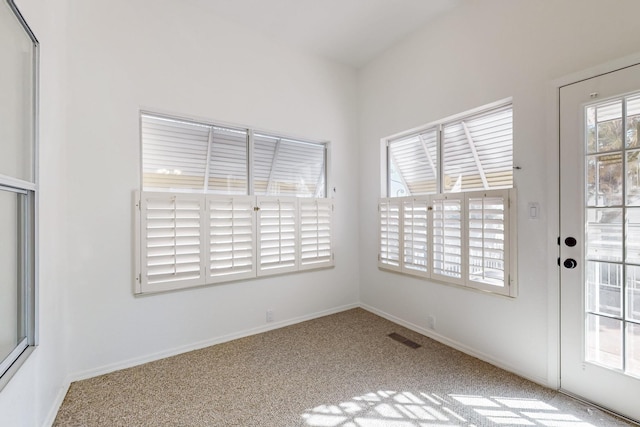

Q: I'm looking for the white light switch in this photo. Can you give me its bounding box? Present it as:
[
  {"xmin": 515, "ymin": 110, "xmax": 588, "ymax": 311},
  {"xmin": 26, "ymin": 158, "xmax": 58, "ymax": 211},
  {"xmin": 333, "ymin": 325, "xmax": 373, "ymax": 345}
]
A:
[{"xmin": 528, "ymin": 202, "xmax": 540, "ymax": 220}]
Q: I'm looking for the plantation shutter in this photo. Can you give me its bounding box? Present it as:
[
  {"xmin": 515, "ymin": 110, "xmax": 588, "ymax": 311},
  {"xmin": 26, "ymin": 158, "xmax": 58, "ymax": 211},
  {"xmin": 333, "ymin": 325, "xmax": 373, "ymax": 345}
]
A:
[
  {"xmin": 141, "ymin": 114, "xmax": 210, "ymax": 191},
  {"xmin": 207, "ymin": 196, "xmax": 255, "ymax": 282},
  {"xmin": 379, "ymin": 198, "xmax": 401, "ymax": 271},
  {"xmin": 467, "ymin": 190, "xmax": 511, "ymax": 294},
  {"xmin": 138, "ymin": 192, "xmax": 206, "ymax": 293},
  {"xmin": 432, "ymin": 193, "xmax": 464, "ymax": 284},
  {"xmin": 442, "ymin": 105, "xmax": 513, "ymax": 192},
  {"xmin": 388, "ymin": 128, "xmax": 438, "ymax": 196},
  {"xmin": 299, "ymin": 198, "xmax": 333, "ymax": 270},
  {"xmin": 402, "ymin": 197, "xmax": 430, "ymax": 276},
  {"xmin": 257, "ymin": 197, "xmax": 299, "ymax": 275}
]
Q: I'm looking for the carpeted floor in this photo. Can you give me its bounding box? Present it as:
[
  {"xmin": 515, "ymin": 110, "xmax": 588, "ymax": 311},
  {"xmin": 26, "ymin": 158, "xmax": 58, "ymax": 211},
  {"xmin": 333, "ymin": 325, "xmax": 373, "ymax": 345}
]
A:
[{"xmin": 53, "ymin": 308, "xmax": 635, "ymax": 426}]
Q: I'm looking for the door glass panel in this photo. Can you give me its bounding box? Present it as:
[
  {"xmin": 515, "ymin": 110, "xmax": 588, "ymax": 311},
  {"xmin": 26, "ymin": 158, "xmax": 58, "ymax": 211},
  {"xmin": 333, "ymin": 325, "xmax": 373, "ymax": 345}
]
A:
[
  {"xmin": 628, "ymin": 265, "xmax": 640, "ymax": 323},
  {"xmin": 596, "ymin": 101, "xmax": 623, "ymax": 152},
  {"xmin": 585, "ymin": 94, "xmax": 640, "ymax": 378},
  {"xmin": 586, "ymin": 314, "xmax": 623, "ymax": 370},
  {"xmin": 586, "ymin": 261, "xmax": 622, "ymax": 317},
  {"xmin": 627, "ymin": 323, "xmax": 640, "ymax": 377},
  {"xmin": 627, "ymin": 209, "xmax": 640, "ymax": 264},
  {"xmin": 626, "ymin": 96, "xmax": 640, "ymax": 149},
  {"xmin": 587, "ymin": 154, "xmax": 623, "ymax": 206},
  {"xmin": 586, "ymin": 208, "xmax": 623, "ymax": 262},
  {"xmin": 626, "ymin": 151, "xmax": 640, "ymax": 206}
]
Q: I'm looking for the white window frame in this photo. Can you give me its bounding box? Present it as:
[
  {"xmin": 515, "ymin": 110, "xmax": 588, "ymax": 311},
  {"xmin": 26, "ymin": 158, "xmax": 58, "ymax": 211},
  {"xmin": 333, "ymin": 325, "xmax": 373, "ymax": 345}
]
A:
[
  {"xmin": 0, "ymin": 0, "xmax": 38, "ymax": 392},
  {"xmin": 136, "ymin": 112, "xmax": 334, "ymax": 294},
  {"xmin": 381, "ymin": 98, "xmax": 513, "ymax": 197},
  {"xmin": 379, "ymin": 100, "xmax": 517, "ymax": 297}
]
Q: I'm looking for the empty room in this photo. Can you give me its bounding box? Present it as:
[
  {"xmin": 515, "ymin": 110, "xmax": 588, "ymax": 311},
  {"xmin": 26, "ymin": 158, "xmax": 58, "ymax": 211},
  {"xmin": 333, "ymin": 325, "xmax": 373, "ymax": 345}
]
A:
[{"xmin": 2, "ymin": 0, "xmax": 640, "ymax": 425}]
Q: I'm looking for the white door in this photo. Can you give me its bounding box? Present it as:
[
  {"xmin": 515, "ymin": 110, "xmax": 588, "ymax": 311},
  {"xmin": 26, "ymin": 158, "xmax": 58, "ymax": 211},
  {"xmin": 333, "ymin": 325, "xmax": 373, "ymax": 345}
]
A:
[{"xmin": 560, "ymin": 63, "xmax": 640, "ymax": 422}]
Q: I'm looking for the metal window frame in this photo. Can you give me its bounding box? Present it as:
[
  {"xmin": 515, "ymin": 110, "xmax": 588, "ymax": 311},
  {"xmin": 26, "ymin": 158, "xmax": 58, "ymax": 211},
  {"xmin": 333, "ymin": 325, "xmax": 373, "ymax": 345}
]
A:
[{"xmin": 0, "ymin": 0, "xmax": 39, "ymax": 392}]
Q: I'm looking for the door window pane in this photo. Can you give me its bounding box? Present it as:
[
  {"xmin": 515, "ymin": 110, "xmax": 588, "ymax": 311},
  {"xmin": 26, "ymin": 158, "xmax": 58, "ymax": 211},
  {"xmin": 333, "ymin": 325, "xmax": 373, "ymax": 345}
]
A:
[
  {"xmin": 626, "ymin": 150, "xmax": 640, "ymax": 206},
  {"xmin": 627, "ymin": 323, "xmax": 640, "ymax": 377},
  {"xmin": 626, "ymin": 96, "xmax": 640, "ymax": 149},
  {"xmin": 586, "ymin": 153, "xmax": 623, "ymax": 207},
  {"xmin": 586, "ymin": 314, "xmax": 623, "ymax": 370},
  {"xmin": 596, "ymin": 101, "xmax": 623, "ymax": 152},
  {"xmin": 627, "ymin": 265, "xmax": 640, "ymax": 323},
  {"xmin": 586, "ymin": 208, "xmax": 623, "ymax": 262},
  {"xmin": 586, "ymin": 261, "xmax": 622, "ymax": 317}
]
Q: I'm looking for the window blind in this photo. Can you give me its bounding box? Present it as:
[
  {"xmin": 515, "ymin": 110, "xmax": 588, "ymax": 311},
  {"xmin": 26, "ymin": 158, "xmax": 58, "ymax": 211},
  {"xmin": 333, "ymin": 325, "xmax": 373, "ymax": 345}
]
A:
[
  {"xmin": 378, "ymin": 189, "xmax": 515, "ymax": 296},
  {"xmin": 257, "ymin": 197, "xmax": 298, "ymax": 274},
  {"xmin": 207, "ymin": 196, "xmax": 255, "ymax": 282},
  {"xmin": 299, "ymin": 198, "xmax": 334, "ymax": 269},
  {"xmin": 139, "ymin": 193, "xmax": 206, "ymax": 292},
  {"xmin": 136, "ymin": 192, "xmax": 334, "ymax": 294},
  {"xmin": 432, "ymin": 194, "xmax": 464, "ymax": 283},
  {"xmin": 402, "ymin": 197, "xmax": 430, "ymax": 275},
  {"xmin": 378, "ymin": 198, "xmax": 401, "ymax": 270},
  {"xmin": 468, "ymin": 190, "xmax": 509, "ymax": 290}
]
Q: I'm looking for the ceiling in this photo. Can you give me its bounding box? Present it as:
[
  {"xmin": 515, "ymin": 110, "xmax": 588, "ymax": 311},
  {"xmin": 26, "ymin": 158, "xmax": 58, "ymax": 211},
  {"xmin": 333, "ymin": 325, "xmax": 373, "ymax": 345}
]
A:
[{"xmin": 186, "ymin": 0, "xmax": 460, "ymax": 68}]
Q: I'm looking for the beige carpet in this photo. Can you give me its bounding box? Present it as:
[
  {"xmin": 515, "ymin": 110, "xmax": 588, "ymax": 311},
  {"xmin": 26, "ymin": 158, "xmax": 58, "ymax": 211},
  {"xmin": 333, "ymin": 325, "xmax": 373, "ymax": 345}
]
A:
[{"xmin": 54, "ymin": 308, "xmax": 635, "ymax": 426}]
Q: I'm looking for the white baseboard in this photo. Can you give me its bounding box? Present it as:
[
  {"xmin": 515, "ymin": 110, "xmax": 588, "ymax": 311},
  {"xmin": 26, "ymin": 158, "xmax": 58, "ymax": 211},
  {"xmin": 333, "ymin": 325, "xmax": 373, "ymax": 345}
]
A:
[
  {"xmin": 68, "ymin": 303, "xmax": 359, "ymax": 384},
  {"xmin": 42, "ymin": 381, "xmax": 70, "ymax": 427},
  {"xmin": 359, "ymin": 303, "xmax": 550, "ymax": 388}
]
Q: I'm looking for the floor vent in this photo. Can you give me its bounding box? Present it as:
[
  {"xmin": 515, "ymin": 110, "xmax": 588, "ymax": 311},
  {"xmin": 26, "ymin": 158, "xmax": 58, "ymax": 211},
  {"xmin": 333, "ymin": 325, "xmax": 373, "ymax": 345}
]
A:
[{"xmin": 388, "ymin": 332, "xmax": 421, "ymax": 349}]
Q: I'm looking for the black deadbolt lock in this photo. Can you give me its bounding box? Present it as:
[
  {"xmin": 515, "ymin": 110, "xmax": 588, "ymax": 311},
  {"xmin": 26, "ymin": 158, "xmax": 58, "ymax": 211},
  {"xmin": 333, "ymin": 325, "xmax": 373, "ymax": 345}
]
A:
[{"xmin": 565, "ymin": 237, "xmax": 577, "ymax": 247}]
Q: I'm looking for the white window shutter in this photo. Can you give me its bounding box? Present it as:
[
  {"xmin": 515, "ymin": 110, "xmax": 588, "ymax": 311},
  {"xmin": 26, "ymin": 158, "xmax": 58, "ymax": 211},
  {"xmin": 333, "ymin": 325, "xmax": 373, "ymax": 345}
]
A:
[
  {"xmin": 299, "ymin": 198, "xmax": 334, "ymax": 270},
  {"xmin": 207, "ymin": 195, "xmax": 256, "ymax": 282},
  {"xmin": 466, "ymin": 189, "xmax": 513, "ymax": 295},
  {"xmin": 138, "ymin": 192, "xmax": 206, "ymax": 293},
  {"xmin": 257, "ymin": 197, "xmax": 299, "ymax": 275},
  {"xmin": 402, "ymin": 197, "xmax": 430, "ymax": 276},
  {"xmin": 431, "ymin": 193, "xmax": 465, "ymax": 284},
  {"xmin": 379, "ymin": 198, "xmax": 402, "ymax": 271}
]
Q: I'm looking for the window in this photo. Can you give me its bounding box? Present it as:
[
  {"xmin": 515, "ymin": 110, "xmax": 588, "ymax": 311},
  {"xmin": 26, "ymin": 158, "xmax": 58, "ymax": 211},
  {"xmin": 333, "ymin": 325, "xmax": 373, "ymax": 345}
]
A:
[
  {"xmin": 136, "ymin": 113, "xmax": 333, "ymax": 294},
  {"xmin": 380, "ymin": 101, "xmax": 517, "ymax": 296},
  {"xmin": 0, "ymin": 0, "xmax": 38, "ymax": 390}
]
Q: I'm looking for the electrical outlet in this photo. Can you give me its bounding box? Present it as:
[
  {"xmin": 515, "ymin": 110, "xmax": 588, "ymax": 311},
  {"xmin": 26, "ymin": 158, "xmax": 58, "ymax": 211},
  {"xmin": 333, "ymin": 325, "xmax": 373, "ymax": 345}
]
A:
[
  {"xmin": 266, "ymin": 309, "xmax": 274, "ymax": 323},
  {"xmin": 427, "ymin": 315, "xmax": 436, "ymax": 330}
]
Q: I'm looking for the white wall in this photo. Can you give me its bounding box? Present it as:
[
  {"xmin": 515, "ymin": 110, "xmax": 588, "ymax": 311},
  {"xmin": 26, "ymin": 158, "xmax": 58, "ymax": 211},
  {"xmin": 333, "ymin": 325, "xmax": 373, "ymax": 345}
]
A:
[
  {"xmin": 358, "ymin": 0, "xmax": 640, "ymax": 386},
  {"xmin": 0, "ymin": 0, "xmax": 70, "ymax": 425},
  {"xmin": 62, "ymin": 0, "xmax": 360, "ymax": 378},
  {"xmin": 1, "ymin": 0, "xmax": 360, "ymax": 425}
]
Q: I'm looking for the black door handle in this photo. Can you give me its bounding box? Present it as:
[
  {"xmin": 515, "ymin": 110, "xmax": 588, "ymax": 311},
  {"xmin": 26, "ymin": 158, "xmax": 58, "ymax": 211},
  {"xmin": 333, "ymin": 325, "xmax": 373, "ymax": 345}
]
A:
[{"xmin": 564, "ymin": 258, "xmax": 577, "ymax": 269}]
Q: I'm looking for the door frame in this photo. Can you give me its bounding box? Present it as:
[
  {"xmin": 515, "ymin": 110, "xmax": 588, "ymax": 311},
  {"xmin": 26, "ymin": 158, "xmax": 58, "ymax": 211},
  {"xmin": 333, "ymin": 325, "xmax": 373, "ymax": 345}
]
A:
[{"xmin": 549, "ymin": 52, "xmax": 640, "ymax": 391}]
